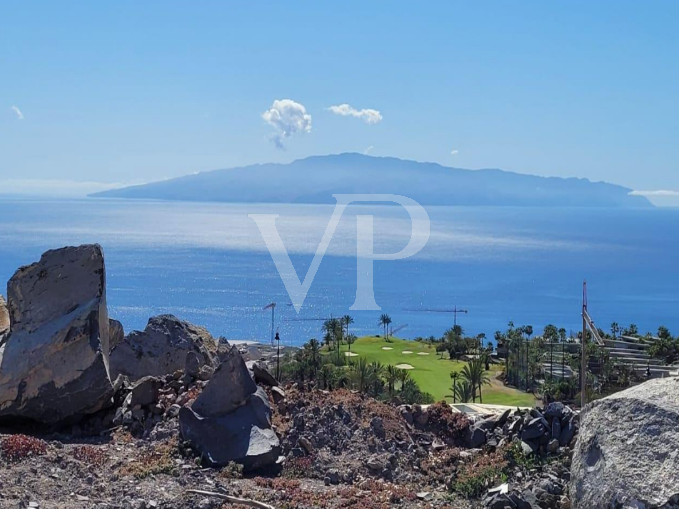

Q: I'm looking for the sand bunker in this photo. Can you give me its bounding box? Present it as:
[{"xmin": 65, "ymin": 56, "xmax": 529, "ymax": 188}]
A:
[
  {"xmin": 395, "ymin": 363, "xmax": 414, "ymax": 370},
  {"xmin": 401, "ymin": 350, "xmax": 413, "ymax": 354},
  {"xmin": 417, "ymin": 352, "xmax": 430, "ymax": 356},
  {"xmin": 344, "ymin": 352, "xmax": 359, "ymax": 357},
  {"xmin": 381, "ymin": 347, "xmax": 393, "ymax": 350}
]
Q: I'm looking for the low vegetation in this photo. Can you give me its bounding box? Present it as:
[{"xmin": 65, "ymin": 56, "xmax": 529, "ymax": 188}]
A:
[{"xmin": 0, "ymin": 434, "xmax": 47, "ymax": 462}]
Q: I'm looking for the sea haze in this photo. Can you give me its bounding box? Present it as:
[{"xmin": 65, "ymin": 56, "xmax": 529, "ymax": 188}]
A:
[{"xmin": 0, "ymin": 198, "xmax": 677, "ymax": 346}]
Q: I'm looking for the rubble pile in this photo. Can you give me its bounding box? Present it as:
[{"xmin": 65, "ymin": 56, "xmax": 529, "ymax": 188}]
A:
[{"xmin": 469, "ymin": 402, "xmax": 578, "ymax": 456}]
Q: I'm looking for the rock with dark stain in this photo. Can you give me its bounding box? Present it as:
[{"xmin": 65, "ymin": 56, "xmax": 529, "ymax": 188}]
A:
[{"xmin": 0, "ymin": 245, "xmax": 113, "ymax": 423}]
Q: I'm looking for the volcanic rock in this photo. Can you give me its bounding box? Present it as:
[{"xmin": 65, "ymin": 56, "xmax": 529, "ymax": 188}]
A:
[
  {"xmin": 0, "ymin": 245, "xmax": 113, "ymax": 423},
  {"xmin": 179, "ymin": 348, "xmax": 280, "ymax": 470},
  {"xmin": 571, "ymin": 377, "xmax": 679, "ymax": 508},
  {"xmin": 0, "ymin": 295, "xmax": 8, "ymax": 336},
  {"xmin": 108, "ymin": 319, "xmax": 125, "ymax": 350},
  {"xmin": 109, "ymin": 314, "xmax": 219, "ymax": 381}
]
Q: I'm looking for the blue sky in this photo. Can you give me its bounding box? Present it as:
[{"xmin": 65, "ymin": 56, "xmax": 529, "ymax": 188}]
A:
[{"xmin": 1, "ymin": 1, "xmax": 678, "ymax": 201}]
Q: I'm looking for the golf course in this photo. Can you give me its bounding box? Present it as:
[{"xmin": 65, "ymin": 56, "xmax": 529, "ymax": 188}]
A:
[{"xmin": 338, "ymin": 335, "xmax": 537, "ymax": 406}]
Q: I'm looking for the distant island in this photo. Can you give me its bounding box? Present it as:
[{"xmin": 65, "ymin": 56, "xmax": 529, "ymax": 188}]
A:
[{"xmin": 92, "ymin": 153, "xmax": 652, "ymax": 208}]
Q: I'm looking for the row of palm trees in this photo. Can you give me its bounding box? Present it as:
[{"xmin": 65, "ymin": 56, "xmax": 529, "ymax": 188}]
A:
[
  {"xmin": 281, "ymin": 338, "xmax": 432, "ymax": 404},
  {"xmin": 319, "ymin": 313, "xmax": 397, "ymax": 347}
]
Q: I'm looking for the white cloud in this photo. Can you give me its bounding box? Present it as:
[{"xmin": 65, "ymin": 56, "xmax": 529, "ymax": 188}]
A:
[
  {"xmin": 327, "ymin": 103, "xmax": 382, "ymax": 125},
  {"xmin": 262, "ymin": 99, "xmax": 312, "ymax": 149},
  {"xmin": 630, "ymin": 190, "xmax": 679, "ymax": 197},
  {"xmin": 450, "ymin": 149, "xmax": 459, "ymax": 156},
  {"xmin": 364, "ymin": 145, "xmax": 374, "ymax": 154},
  {"xmin": 10, "ymin": 105, "xmax": 24, "ymax": 120}
]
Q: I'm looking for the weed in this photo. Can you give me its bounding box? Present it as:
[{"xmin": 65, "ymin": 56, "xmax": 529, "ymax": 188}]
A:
[{"xmin": 0, "ymin": 434, "xmax": 47, "ymax": 462}]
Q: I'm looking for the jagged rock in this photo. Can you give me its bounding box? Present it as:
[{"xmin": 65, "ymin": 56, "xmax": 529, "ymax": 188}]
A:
[
  {"xmin": 109, "ymin": 314, "xmax": 219, "ymax": 381},
  {"xmin": 246, "ymin": 361, "xmax": 279, "ymax": 387},
  {"xmin": 130, "ymin": 376, "xmax": 161, "ymax": 407},
  {"xmin": 521, "ymin": 418, "xmax": 545, "ymax": 440},
  {"xmin": 298, "ymin": 436, "xmax": 314, "ymax": 454},
  {"xmin": 192, "ymin": 348, "xmax": 257, "ymax": 416},
  {"xmin": 559, "ymin": 420, "xmax": 575, "ymax": 447},
  {"xmin": 0, "ymin": 295, "xmax": 9, "ymax": 336},
  {"xmin": 179, "ymin": 348, "xmax": 280, "ymax": 470},
  {"xmin": 467, "ymin": 426, "xmax": 487, "ymax": 448},
  {"xmin": 185, "ymin": 351, "xmax": 200, "ymax": 378},
  {"xmin": 477, "ymin": 408, "xmax": 512, "ymax": 431},
  {"xmin": 271, "ymin": 386, "xmax": 286, "ymax": 403},
  {"xmin": 109, "ymin": 319, "xmax": 124, "ymax": 351},
  {"xmin": 0, "ymin": 245, "xmax": 113, "ymax": 423},
  {"xmin": 197, "ymin": 364, "xmax": 214, "ymax": 381},
  {"xmin": 571, "ymin": 377, "xmax": 679, "ymax": 508}
]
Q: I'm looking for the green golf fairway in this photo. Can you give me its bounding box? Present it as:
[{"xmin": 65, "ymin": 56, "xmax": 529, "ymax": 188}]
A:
[{"xmin": 335, "ymin": 335, "xmax": 537, "ymax": 406}]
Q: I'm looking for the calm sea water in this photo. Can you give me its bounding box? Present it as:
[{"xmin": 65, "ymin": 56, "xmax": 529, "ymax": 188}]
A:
[{"xmin": 0, "ymin": 198, "xmax": 677, "ymax": 346}]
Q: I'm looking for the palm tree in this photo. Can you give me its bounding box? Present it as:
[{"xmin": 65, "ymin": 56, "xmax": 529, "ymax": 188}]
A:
[
  {"xmin": 323, "ymin": 318, "xmax": 344, "ymax": 360},
  {"xmin": 320, "ymin": 363, "xmax": 335, "ymax": 390},
  {"xmin": 450, "ymin": 371, "xmax": 461, "ymax": 403},
  {"xmin": 350, "ymin": 357, "xmax": 374, "ymax": 393},
  {"xmin": 610, "ymin": 322, "xmax": 619, "ymax": 339},
  {"xmin": 342, "ymin": 315, "xmax": 354, "ymax": 339},
  {"xmin": 461, "ymin": 358, "xmax": 490, "ymax": 403},
  {"xmin": 379, "ymin": 314, "xmax": 392, "ymax": 340},
  {"xmin": 369, "ymin": 361, "xmax": 386, "ymax": 397},
  {"xmin": 398, "ymin": 368, "xmax": 411, "ymax": 390},
  {"xmin": 305, "ymin": 338, "xmax": 321, "ymax": 379},
  {"xmin": 454, "ymin": 379, "xmax": 473, "ymax": 403},
  {"xmin": 346, "ymin": 333, "xmax": 357, "ymax": 352},
  {"xmin": 385, "ymin": 365, "xmax": 399, "ymax": 396}
]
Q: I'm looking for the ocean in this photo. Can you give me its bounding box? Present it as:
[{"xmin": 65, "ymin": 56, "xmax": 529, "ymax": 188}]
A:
[{"xmin": 1, "ymin": 197, "xmax": 677, "ymax": 346}]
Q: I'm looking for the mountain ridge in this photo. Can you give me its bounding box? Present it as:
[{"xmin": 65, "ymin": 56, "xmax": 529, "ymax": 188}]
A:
[{"xmin": 91, "ymin": 153, "xmax": 652, "ymax": 208}]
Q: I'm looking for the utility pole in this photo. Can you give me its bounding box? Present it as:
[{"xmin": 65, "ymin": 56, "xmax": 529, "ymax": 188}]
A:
[
  {"xmin": 275, "ymin": 330, "xmax": 281, "ymax": 380},
  {"xmin": 263, "ymin": 302, "xmax": 276, "ymax": 346}
]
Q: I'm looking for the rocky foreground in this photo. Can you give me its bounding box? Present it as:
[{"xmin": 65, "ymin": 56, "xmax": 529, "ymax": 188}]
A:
[{"xmin": 0, "ymin": 245, "xmax": 677, "ymax": 508}]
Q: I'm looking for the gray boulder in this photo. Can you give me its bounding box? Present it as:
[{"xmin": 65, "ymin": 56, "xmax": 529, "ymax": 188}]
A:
[
  {"xmin": 246, "ymin": 360, "xmax": 279, "ymax": 387},
  {"xmin": 0, "ymin": 295, "xmax": 8, "ymax": 336},
  {"xmin": 130, "ymin": 376, "xmax": 160, "ymax": 407},
  {"xmin": 109, "ymin": 314, "xmax": 219, "ymax": 381},
  {"xmin": 571, "ymin": 377, "xmax": 679, "ymax": 508},
  {"xmin": 108, "ymin": 319, "xmax": 125, "ymax": 351},
  {"xmin": 192, "ymin": 348, "xmax": 257, "ymax": 416},
  {"xmin": 0, "ymin": 245, "xmax": 113, "ymax": 423},
  {"xmin": 179, "ymin": 348, "xmax": 280, "ymax": 470}
]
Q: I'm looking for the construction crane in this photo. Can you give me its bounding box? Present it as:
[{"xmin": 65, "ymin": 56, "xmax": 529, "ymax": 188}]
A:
[
  {"xmin": 404, "ymin": 306, "xmax": 468, "ymax": 327},
  {"xmin": 389, "ymin": 323, "xmax": 408, "ymax": 337}
]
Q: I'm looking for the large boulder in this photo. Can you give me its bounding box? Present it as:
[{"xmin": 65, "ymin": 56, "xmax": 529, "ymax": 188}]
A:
[
  {"xmin": 179, "ymin": 347, "xmax": 281, "ymax": 470},
  {"xmin": 0, "ymin": 295, "xmax": 8, "ymax": 336},
  {"xmin": 0, "ymin": 245, "xmax": 113, "ymax": 423},
  {"xmin": 109, "ymin": 314, "xmax": 219, "ymax": 381},
  {"xmin": 571, "ymin": 377, "xmax": 679, "ymax": 508}
]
